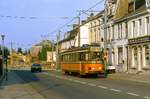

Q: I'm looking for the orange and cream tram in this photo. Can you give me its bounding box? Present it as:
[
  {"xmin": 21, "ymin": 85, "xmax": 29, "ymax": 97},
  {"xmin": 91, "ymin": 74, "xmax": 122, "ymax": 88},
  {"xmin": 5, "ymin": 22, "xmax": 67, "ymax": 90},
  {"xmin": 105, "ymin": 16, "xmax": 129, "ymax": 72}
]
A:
[{"xmin": 60, "ymin": 45, "xmax": 105, "ymax": 76}]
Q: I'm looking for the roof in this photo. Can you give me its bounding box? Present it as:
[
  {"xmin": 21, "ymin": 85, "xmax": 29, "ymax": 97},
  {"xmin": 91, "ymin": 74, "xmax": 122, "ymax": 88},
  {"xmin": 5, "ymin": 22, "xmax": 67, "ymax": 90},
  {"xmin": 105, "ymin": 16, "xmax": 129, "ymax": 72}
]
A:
[
  {"xmin": 87, "ymin": 10, "xmax": 104, "ymax": 22},
  {"xmin": 114, "ymin": 3, "xmax": 147, "ymax": 23},
  {"xmin": 59, "ymin": 28, "xmax": 79, "ymax": 43}
]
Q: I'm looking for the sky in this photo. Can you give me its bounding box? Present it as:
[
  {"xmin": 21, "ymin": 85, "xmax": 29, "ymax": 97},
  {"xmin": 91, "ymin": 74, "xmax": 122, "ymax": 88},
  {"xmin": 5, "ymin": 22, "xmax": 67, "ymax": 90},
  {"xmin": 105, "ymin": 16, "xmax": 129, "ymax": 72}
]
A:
[{"xmin": 0, "ymin": 0, "xmax": 104, "ymax": 50}]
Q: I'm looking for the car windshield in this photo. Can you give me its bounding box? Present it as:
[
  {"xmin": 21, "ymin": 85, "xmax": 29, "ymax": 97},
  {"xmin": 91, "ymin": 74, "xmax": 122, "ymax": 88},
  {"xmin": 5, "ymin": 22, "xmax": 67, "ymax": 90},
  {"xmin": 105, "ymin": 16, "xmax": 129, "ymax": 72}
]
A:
[{"xmin": 32, "ymin": 64, "xmax": 41, "ymax": 66}]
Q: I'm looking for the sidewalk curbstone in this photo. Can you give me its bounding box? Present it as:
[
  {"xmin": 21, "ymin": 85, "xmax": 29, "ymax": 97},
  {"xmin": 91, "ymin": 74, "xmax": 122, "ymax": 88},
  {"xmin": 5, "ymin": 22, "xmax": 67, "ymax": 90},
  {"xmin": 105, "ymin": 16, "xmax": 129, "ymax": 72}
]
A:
[{"xmin": 108, "ymin": 73, "xmax": 150, "ymax": 84}]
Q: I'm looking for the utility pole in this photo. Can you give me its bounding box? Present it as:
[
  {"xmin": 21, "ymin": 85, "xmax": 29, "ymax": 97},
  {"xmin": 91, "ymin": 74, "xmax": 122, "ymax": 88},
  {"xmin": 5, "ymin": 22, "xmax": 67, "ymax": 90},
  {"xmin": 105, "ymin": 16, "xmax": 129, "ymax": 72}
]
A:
[
  {"xmin": 56, "ymin": 30, "xmax": 60, "ymax": 70},
  {"xmin": 103, "ymin": 2, "xmax": 108, "ymax": 77},
  {"xmin": 51, "ymin": 40, "xmax": 54, "ymax": 69},
  {"xmin": 1, "ymin": 35, "xmax": 7, "ymax": 80},
  {"xmin": 78, "ymin": 12, "xmax": 81, "ymax": 47},
  {"xmin": 10, "ymin": 42, "xmax": 13, "ymax": 68}
]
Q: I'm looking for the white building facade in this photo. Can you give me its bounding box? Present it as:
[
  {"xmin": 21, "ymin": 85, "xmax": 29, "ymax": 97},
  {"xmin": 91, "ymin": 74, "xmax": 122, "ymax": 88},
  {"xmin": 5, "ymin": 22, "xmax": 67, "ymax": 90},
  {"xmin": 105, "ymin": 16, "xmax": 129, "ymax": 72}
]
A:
[{"xmin": 127, "ymin": 11, "xmax": 150, "ymax": 74}]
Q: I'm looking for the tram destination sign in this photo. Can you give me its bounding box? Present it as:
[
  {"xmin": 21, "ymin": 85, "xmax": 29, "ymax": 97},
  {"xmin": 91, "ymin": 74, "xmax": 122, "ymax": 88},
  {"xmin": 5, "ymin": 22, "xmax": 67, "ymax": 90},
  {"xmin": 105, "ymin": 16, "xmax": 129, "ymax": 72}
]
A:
[{"xmin": 128, "ymin": 36, "xmax": 150, "ymax": 45}]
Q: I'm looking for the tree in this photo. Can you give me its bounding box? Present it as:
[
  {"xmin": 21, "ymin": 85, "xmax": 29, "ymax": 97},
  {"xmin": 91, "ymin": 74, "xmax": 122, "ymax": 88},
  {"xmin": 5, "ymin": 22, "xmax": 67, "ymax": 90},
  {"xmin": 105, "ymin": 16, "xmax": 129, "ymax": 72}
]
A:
[
  {"xmin": 4, "ymin": 47, "xmax": 9, "ymax": 59},
  {"xmin": 17, "ymin": 47, "xmax": 23, "ymax": 54},
  {"xmin": 38, "ymin": 46, "xmax": 52, "ymax": 61},
  {"xmin": 0, "ymin": 46, "xmax": 9, "ymax": 59}
]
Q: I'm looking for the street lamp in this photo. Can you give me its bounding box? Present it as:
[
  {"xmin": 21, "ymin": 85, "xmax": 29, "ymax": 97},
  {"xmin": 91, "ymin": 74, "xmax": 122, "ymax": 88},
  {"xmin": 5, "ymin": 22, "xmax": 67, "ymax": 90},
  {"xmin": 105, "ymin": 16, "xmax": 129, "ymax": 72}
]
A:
[{"xmin": 1, "ymin": 35, "xmax": 5, "ymax": 78}]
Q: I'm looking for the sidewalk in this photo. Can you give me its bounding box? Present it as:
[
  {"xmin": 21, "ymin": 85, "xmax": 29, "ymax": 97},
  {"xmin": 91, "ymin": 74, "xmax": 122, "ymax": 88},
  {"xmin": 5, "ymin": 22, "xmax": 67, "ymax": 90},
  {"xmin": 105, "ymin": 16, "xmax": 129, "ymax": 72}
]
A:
[
  {"xmin": 0, "ymin": 71, "xmax": 45, "ymax": 99},
  {"xmin": 108, "ymin": 73, "xmax": 150, "ymax": 84}
]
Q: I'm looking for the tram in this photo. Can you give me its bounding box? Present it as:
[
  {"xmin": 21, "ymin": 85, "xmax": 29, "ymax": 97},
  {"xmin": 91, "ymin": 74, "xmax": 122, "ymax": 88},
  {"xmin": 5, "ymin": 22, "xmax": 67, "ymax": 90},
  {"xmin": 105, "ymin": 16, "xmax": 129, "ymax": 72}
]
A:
[{"xmin": 60, "ymin": 45, "xmax": 105, "ymax": 76}]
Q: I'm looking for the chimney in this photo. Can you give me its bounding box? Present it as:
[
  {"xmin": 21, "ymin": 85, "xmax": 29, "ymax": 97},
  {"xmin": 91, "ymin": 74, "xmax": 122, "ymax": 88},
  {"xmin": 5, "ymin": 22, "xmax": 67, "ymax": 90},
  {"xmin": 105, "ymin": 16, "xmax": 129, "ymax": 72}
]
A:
[
  {"xmin": 90, "ymin": 13, "xmax": 94, "ymax": 17},
  {"xmin": 81, "ymin": 20, "xmax": 86, "ymax": 25},
  {"xmin": 73, "ymin": 24, "xmax": 78, "ymax": 29}
]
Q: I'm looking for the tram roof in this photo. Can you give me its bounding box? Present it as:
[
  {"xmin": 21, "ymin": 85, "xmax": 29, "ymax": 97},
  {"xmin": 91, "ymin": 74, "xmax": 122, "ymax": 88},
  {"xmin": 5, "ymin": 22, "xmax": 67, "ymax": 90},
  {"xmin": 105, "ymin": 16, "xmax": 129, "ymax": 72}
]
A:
[{"xmin": 60, "ymin": 45, "xmax": 101, "ymax": 55}]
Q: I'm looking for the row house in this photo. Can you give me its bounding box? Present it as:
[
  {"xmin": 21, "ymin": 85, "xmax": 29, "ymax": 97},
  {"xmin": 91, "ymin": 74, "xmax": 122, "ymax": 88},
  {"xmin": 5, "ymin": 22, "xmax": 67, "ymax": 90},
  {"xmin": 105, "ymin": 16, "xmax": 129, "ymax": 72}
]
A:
[
  {"xmin": 106, "ymin": 0, "xmax": 150, "ymax": 73},
  {"xmin": 59, "ymin": 26, "xmax": 79, "ymax": 52},
  {"xmin": 60, "ymin": 22, "xmax": 90, "ymax": 51},
  {"xmin": 88, "ymin": 12, "xmax": 104, "ymax": 47},
  {"xmin": 111, "ymin": 0, "xmax": 129, "ymax": 72},
  {"xmin": 127, "ymin": 0, "xmax": 150, "ymax": 74},
  {"xmin": 60, "ymin": 0, "xmax": 150, "ymax": 74}
]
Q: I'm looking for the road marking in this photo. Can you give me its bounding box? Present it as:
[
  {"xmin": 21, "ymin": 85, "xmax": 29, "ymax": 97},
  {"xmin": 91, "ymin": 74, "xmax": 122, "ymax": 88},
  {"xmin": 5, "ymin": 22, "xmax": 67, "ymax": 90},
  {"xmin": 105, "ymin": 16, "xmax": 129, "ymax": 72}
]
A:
[
  {"xmin": 73, "ymin": 80, "xmax": 80, "ymax": 83},
  {"xmin": 98, "ymin": 85, "xmax": 108, "ymax": 89},
  {"xmin": 88, "ymin": 83, "xmax": 96, "ymax": 86},
  {"xmin": 110, "ymin": 88, "xmax": 121, "ymax": 93},
  {"xmin": 68, "ymin": 78, "xmax": 73, "ymax": 81},
  {"xmin": 55, "ymin": 75, "xmax": 59, "ymax": 78},
  {"xmin": 144, "ymin": 96, "xmax": 150, "ymax": 99},
  {"xmin": 63, "ymin": 77, "xmax": 68, "ymax": 80},
  {"xmin": 42, "ymin": 72, "xmax": 49, "ymax": 75},
  {"xmin": 79, "ymin": 81, "xmax": 87, "ymax": 84},
  {"xmin": 127, "ymin": 92, "xmax": 139, "ymax": 96}
]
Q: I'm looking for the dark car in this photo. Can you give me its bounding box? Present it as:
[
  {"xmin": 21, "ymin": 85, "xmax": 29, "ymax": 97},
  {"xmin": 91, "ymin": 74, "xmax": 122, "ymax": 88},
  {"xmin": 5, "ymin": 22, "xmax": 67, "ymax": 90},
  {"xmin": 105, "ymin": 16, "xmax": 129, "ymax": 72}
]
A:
[{"xmin": 31, "ymin": 63, "xmax": 42, "ymax": 72}]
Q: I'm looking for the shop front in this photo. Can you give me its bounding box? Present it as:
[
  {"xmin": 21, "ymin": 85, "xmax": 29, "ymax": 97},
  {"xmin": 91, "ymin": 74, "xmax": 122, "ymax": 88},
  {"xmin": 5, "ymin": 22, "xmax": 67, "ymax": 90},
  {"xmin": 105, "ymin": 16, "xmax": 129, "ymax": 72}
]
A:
[{"xmin": 128, "ymin": 35, "xmax": 150, "ymax": 74}]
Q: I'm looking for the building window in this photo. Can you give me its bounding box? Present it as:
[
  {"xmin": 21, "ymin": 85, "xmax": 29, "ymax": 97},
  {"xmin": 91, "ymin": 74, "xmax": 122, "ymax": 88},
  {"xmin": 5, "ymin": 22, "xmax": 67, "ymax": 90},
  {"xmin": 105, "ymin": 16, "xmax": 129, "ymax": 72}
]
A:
[
  {"xmin": 146, "ymin": 17, "xmax": 150, "ymax": 34},
  {"xmin": 134, "ymin": 47, "xmax": 138, "ymax": 66},
  {"xmin": 139, "ymin": 19, "xmax": 142, "ymax": 36},
  {"xmin": 125, "ymin": 22, "xmax": 128, "ymax": 38},
  {"xmin": 112, "ymin": 25, "xmax": 114, "ymax": 40},
  {"xmin": 145, "ymin": 45, "xmax": 150, "ymax": 67},
  {"xmin": 107, "ymin": 27, "xmax": 110, "ymax": 42},
  {"xmin": 118, "ymin": 24, "xmax": 120, "ymax": 39},
  {"xmin": 94, "ymin": 21, "xmax": 96, "ymax": 26},
  {"xmin": 118, "ymin": 24, "xmax": 122, "ymax": 39},
  {"xmin": 128, "ymin": 2, "xmax": 134, "ymax": 13},
  {"xmin": 132, "ymin": 21, "xmax": 136, "ymax": 37},
  {"xmin": 120, "ymin": 24, "xmax": 122, "ymax": 39},
  {"xmin": 91, "ymin": 23, "xmax": 93, "ymax": 27},
  {"xmin": 146, "ymin": 0, "xmax": 150, "ymax": 7},
  {"xmin": 118, "ymin": 47, "xmax": 123, "ymax": 64},
  {"xmin": 98, "ymin": 20, "xmax": 101, "ymax": 25}
]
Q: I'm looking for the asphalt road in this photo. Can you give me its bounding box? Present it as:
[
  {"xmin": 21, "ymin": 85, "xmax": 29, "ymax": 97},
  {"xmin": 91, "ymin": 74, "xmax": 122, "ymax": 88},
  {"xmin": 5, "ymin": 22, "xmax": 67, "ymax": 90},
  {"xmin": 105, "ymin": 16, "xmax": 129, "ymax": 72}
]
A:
[{"xmin": 14, "ymin": 70, "xmax": 150, "ymax": 99}]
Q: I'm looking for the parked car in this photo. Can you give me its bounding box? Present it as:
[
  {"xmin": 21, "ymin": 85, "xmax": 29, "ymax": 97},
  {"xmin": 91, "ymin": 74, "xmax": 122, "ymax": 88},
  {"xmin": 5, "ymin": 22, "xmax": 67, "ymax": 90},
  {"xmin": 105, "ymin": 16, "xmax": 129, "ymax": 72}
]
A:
[
  {"xmin": 106, "ymin": 65, "xmax": 116, "ymax": 73},
  {"xmin": 31, "ymin": 63, "xmax": 42, "ymax": 72}
]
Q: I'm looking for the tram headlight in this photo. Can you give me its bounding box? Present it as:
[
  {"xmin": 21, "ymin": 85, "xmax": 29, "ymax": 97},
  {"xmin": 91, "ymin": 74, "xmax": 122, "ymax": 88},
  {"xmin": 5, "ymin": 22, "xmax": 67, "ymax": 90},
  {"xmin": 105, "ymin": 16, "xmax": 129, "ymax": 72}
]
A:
[
  {"xmin": 98, "ymin": 67, "xmax": 102, "ymax": 70},
  {"xmin": 92, "ymin": 67, "xmax": 95, "ymax": 70}
]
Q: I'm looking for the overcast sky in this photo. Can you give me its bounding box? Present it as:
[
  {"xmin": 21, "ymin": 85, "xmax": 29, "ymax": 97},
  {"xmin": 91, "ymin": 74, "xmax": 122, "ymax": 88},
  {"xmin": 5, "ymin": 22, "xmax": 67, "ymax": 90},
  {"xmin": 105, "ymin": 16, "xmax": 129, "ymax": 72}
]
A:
[{"xmin": 0, "ymin": 0, "xmax": 104, "ymax": 50}]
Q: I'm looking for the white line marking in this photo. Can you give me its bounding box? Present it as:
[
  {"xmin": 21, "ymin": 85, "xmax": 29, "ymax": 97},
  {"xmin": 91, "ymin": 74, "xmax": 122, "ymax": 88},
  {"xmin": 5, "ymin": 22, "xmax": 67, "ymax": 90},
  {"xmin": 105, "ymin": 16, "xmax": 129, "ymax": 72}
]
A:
[
  {"xmin": 79, "ymin": 81, "xmax": 87, "ymax": 84},
  {"xmin": 127, "ymin": 92, "xmax": 139, "ymax": 96},
  {"xmin": 144, "ymin": 96, "xmax": 150, "ymax": 99},
  {"xmin": 63, "ymin": 77, "xmax": 68, "ymax": 79},
  {"xmin": 110, "ymin": 88, "xmax": 121, "ymax": 92},
  {"xmin": 55, "ymin": 76, "xmax": 59, "ymax": 78},
  {"xmin": 98, "ymin": 85, "xmax": 108, "ymax": 89},
  {"xmin": 73, "ymin": 80, "xmax": 80, "ymax": 83},
  {"xmin": 88, "ymin": 83, "xmax": 96, "ymax": 86},
  {"xmin": 68, "ymin": 78, "xmax": 73, "ymax": 81}
]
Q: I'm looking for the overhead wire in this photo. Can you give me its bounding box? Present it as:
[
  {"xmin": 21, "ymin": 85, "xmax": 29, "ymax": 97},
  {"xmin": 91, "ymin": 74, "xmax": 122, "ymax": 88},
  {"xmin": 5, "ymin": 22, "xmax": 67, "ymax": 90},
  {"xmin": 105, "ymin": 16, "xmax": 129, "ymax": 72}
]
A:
[{"xmin": 49, "ymin": 0, "xmax": 105, "ymax": 36}]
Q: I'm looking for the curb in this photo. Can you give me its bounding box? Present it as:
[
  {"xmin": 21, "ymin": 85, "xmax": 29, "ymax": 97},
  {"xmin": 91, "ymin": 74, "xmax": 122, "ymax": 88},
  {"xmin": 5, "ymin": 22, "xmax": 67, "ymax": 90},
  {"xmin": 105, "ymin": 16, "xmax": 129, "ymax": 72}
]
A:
[
  {"xmin": 0, "ymin": 74, "xmax": 5, "ymax": 84},
  {"xmin": 108, "ymin": 74, "xmax": 150, "ymax": 84}
]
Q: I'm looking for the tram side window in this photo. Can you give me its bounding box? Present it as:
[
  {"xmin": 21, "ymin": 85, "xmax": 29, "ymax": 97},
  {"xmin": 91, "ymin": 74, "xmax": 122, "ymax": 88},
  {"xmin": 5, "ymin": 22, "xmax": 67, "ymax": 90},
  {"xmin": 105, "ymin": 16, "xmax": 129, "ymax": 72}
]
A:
[
  {"xmin": 61, "ymin": 55, "xmax": 64, "ymax": 62},
  {"xmin": 91, "ymin": 52, "xmax": 101, "ymax": 61},
  {"xmin": 75, "ymin": 53, "xmax": 78, "ymax": 61},
  {"xmin": 80, "ymin": 52, "xmax": 85, "ymax": 61}
]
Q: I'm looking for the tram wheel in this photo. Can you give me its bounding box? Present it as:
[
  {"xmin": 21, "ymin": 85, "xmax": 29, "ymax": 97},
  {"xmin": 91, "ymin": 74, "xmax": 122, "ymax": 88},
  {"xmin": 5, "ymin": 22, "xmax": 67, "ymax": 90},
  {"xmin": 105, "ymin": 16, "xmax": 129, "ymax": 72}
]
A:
[{"xmin": 64, "ymin": 71, "xmax": 69, "ymax": 75}]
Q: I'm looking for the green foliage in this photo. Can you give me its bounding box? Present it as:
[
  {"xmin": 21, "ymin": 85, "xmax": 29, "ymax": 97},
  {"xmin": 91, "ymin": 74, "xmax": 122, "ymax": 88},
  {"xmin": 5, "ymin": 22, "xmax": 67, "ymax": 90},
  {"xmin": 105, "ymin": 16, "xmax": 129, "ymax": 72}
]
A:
[
  {"xmin": 4, "ymin": 48, "xmax": 9, "ymax": 59},
  {"xmin": 38, "ymin": 46, "xmax": 52, "ymax": 61},
  {"xmin": 0, "ymin": 46, "xmax": 10, "ymax": 59},
  {"xmin": 17, "ymin": 47, "xmax": 23, "ymax": 54}
]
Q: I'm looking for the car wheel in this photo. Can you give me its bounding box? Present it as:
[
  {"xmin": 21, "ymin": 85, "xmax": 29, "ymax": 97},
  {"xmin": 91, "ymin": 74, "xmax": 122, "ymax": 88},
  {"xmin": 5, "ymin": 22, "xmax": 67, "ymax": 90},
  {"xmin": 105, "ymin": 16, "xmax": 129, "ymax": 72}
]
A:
[{"xmin": 31, "ymin": 69, "xmax": 34, "ymax": 73}]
